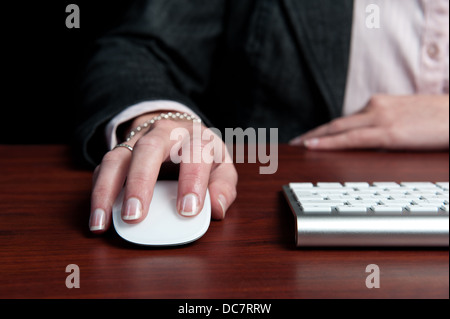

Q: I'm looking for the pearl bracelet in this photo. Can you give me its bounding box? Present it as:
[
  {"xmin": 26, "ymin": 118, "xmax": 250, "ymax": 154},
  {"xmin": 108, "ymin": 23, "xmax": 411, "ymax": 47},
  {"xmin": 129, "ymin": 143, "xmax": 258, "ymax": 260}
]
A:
[{"xmin": 124, "ymin": 112, "xmax": 201, "ymax": 143}]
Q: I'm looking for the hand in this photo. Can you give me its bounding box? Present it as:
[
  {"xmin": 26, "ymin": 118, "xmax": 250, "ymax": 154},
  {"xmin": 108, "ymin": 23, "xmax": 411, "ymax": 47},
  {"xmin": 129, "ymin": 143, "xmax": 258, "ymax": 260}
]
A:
[
  {"xmin": 290, "ymin": 94, "xmax": 449, "ymax": 151},
  {"xmin": 89, "ymin": 111, "xmax": 238, "ymax": 233}
]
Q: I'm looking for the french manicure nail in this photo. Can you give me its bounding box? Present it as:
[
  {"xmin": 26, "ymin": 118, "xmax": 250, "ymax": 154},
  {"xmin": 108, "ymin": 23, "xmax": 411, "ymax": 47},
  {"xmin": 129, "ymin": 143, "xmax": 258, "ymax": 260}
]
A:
[
  {"xmin": 217, "ymin": 194, "xmax": 227, "ymax": 218},
  {"xmin": 123, "ymin": 197, "xmax": 142, "ymax": 220},
  {"xmin": 90, "ymin": 208, "xmax": 106, "ymax": 231},
  {"xmin": 180, "ymin": 193, "xmax": 199, "ymax": 216},
  {"xmin": 304, "ymin": 138, "xmax": 319, "ymax": 148}
]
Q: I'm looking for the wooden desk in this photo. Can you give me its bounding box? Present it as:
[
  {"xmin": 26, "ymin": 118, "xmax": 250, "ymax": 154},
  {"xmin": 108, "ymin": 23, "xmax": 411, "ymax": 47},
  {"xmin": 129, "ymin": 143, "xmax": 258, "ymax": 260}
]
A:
[{"xmin": 0, "ymin": 145, "xmax": 448, "ymax": 299}]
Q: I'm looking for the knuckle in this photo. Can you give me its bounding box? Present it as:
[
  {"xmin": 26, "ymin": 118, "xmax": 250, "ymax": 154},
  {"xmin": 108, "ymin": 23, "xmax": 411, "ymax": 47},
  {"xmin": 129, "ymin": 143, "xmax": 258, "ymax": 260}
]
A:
[
  {"xmin": 135, "ymin": 134, "xmax": 168, "ymax": 160},
  {"xmin": 368, "ymin": 95, "xmax": 388, "ymax": 110},
  {"xmin": 328, "ymin": 119, "xmax": 344, "ymax": 133},
  {"xmin": 124, "ymin": 174, "xmax": 156, "ymax": 199},
  {"xmin": 367, "ymin": 95, "xmax": 395, "ymax": 124},
  {"xmin": 181, "ymin": 169, "xmax": 204, "ymax": 185},
  {"xmin": 91, "ymin": 182, "xmax": 114, "ymax": 208},
  {"xmin": 340, "ymin": 131, "xmax": 366, "ymax": 149},
  {"xmin": 135, "ymin": 134, "xmax": 166, "ymax": 151},
  {"xmin": 346, "ymin": 130, "xmax": 363, "ymax": 144},
  {"xmin": 102, "ymin": 150, "xmax": 123, "ymax": 165},
  {"xmin": 382, "ymin": 128, "xmax": 399, "ymax": 147},
  {"xmin": 126, "ymin": 171, "xmax": 156, "ymax": 187},
  {"xmin": 92, "ymin": 183, "xmax": 110, "ymax": 199}
]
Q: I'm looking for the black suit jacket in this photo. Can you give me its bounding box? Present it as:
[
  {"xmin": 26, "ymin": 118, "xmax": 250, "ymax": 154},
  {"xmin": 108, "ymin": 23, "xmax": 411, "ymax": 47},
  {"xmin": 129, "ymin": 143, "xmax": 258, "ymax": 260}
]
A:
[{"xmin": 74, "ymin": 0, "xmax": 353, "ymax": 166}]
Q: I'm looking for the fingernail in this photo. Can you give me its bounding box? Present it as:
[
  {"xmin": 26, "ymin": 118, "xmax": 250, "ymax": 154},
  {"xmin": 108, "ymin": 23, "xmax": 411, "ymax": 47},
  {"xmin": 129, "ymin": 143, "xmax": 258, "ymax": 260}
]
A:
[
  {"xmin": 90, "ymin": 208, "xmax": 106, "ymax": 231},
  {"xmin": 304, "ymin": 138, "xmax": 319, "ymax": 148},
  {"xmin": 123, "ymin": 197, "xmax": 142, "ymax": 220},
  {"xmin": 289, "ymin": 137, "xmax": 302, "ymax": 145},
  {"xmin": 180, "ymin": 193, "xmax": 199, "ymax": 216},
  {"xmin": 217, "ymin": 194, "xmax": 227, "ymax": 218}
]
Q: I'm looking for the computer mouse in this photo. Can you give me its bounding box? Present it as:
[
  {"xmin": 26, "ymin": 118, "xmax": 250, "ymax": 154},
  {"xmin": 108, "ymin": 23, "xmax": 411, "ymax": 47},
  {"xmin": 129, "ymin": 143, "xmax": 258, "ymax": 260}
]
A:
[{"xmin": 112, "ymin": 180, "xmax": 211, "ymax": 246}]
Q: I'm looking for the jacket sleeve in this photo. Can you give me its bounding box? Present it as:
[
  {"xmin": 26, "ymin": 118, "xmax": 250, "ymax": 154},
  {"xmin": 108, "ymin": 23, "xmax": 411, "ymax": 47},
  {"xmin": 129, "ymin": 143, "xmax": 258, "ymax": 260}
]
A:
[{"xmin": 73, "ymin": 0, "xmax": 226, "ymax": 167}]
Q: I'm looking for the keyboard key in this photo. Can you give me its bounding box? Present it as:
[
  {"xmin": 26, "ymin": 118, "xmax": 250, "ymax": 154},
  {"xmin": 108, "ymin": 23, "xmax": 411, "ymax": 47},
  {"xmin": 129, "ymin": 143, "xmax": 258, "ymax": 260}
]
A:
[
  {"xmin": 348, "ymin": 199, "xmax": 381, "ymax": 206},
  {"xmin": 378, "ymin": 199, "xmax": 412, "ymax": 206},
  {"xmin": 293, "ymin": 190, "xmax": 320, "ymax": 197},
  {"xmin": 299, "ymin": 199, "xmax": 345, "ymax": 206},
  {"xmin": 344, "ymin": 182, "xmax": 370, "ymax": 189},
  {"xmin": 373, "ymin": 182, "xmax": 401, "ymax": 188},
  {"xmin": 401, "ymin": 182, "xmax": 438, "ymax": 189},
  {"xmin": 406, "ymin": 205, "xmax": 440, "ymax": 213},
  {"xmin": 316, "ymin": 183, "xmax": 343, "ymax": 188},
  {"xmin": 300, "ymin": 205, "xmax": 332, "ymax": 214},
  {"xmin": 355, "ymin": 189, "xmax": 380, "ymax": 196},
  {"xmin": 336, "ymin": 205, "xmax": 368, "ymax": 214},
  {"xmin": 325, "ymin": 194, "xmax": 352, "ymax": 200},
  {"xmin": 436, "ymin": 182, "xmax": 449, "ymax": 191},
  {"xmin": 293, "ymin": 195, "xmax": 323, "ymax": 203},
  {"xmin": 413, "ymin": 199, "xmax": 447, "ymax": 206},
  {"xmin": 289, "ymin": 183, "xmax": 314, "ymax": 189},
  {"xmin": 370, "ymin": 205, "xmax": 404, "ymax": 214}
]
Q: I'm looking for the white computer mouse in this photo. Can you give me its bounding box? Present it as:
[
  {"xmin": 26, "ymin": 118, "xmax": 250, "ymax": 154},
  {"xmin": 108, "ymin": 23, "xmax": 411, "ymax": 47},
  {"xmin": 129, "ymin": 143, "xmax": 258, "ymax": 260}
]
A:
[{"xmin": 112, "ymin": 180, "xmax": 211, "ymax": 246}]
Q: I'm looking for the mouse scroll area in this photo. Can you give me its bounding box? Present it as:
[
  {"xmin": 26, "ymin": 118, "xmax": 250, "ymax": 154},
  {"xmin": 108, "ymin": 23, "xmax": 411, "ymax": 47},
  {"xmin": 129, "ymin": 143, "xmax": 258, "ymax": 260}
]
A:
[{"xmin": 112, "ymin": 181, "xmax": 211, "ymax": 246}]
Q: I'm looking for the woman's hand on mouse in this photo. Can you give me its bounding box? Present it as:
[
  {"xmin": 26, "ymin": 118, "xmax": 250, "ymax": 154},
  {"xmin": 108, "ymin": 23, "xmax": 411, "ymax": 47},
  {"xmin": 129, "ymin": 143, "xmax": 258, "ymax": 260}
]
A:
[{"xmin": 89, "ymin": 111, "xmax": 238, "ymax": 233}]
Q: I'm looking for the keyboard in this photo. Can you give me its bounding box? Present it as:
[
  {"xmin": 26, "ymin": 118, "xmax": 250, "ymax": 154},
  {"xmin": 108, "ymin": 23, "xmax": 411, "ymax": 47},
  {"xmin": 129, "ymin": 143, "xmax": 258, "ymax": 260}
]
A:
[{"xmin": 282, "ymin": 182, "xmax": 449, "ymax": 247}]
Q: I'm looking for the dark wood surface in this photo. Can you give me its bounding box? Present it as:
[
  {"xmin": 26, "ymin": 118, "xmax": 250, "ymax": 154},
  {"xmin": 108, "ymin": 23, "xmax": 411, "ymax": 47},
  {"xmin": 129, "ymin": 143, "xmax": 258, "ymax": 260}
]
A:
[{"xmin": 0, "ymin": 145, "xmax": 448, "ymax": 299}]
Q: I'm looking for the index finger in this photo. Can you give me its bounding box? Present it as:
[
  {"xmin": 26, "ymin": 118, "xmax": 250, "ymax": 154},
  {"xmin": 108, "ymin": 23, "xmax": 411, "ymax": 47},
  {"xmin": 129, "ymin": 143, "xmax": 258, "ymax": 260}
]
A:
[{"xmin": 290, "ymin": 112, "xmax": 374, "ymax": 146}]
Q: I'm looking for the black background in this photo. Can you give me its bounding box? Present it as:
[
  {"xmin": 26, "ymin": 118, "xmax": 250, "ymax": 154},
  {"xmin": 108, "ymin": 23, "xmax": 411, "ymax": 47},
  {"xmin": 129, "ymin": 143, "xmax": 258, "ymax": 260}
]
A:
[{"xmin": 2, "ymin": 1, "xmax": 132, "ymax": 144}]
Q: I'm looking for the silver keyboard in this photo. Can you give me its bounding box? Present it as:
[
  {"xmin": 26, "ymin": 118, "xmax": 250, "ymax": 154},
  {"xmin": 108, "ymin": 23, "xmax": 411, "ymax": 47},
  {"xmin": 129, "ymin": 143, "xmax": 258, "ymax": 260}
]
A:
[{"xmin": 282, "ymin": 182, "xmax": 449, "ymax": 247}]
